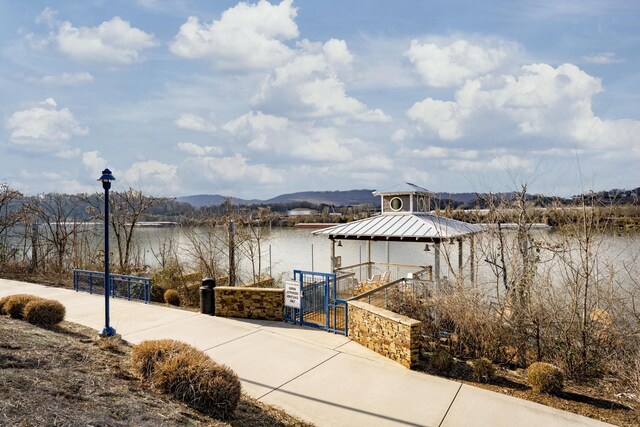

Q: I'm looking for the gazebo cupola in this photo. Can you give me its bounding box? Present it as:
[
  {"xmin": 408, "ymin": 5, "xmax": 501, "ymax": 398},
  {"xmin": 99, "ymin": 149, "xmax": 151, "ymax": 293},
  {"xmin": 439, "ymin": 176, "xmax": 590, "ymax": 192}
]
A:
[{"xmin": 374, "ymin": 182, "xmax": 432, "ymax": 215}]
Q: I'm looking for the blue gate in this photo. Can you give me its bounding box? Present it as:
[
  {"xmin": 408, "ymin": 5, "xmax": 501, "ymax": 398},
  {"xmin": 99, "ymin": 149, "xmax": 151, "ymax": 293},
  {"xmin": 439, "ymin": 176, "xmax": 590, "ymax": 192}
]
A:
[
  {"xmin": 73, "ymin": 269, "xmax": 151, "ymax": 304},
  {"xmin": 284, "ymin": 270, "xmax": 348, "ymax": 335}
]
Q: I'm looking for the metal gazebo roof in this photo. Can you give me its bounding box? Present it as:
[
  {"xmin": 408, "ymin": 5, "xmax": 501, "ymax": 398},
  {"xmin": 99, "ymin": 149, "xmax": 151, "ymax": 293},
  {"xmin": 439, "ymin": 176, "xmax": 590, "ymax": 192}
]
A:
[{"xmin": 313, "ymin": 212, "xmax": 483, "ymax": 243}]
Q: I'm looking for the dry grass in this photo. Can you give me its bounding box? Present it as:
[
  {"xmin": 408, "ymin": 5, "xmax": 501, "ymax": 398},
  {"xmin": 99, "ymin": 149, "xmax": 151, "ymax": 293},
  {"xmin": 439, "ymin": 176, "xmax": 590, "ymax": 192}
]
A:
[
  {"xmin": 0, "ymin": 295, "xmax": 10, "ymax": 314},
  {"xmin": 152, "ymin": 350, "xmax": 242, "ymax": 418},
  {"xmin": 472, "ymin": 358, "xmax": 496, "ymax": 383},
  {"xmin": 4, "ymin": 294, "xmax": 42, "ymax": 319},
  {"xmin": 131, "ymin": 339, "xmax": 202, "ymax": 380},
  {"xmin": 527, "ymin": 362, "xmax": 565, "ymax": 394},
  {"xmin": 417, "ymin": 352, "xmax": 638, "ymax": 427},
  {"xmin": 164, "ymin": 288, "xmax": 181, "ymax": 306},
  {"xmin": 0, "ymin": 317, "xmax": 313, "ymax": 427},
  {"xmin": 24, "ymin": 298, "xmax": 66, "ymax": 327}
]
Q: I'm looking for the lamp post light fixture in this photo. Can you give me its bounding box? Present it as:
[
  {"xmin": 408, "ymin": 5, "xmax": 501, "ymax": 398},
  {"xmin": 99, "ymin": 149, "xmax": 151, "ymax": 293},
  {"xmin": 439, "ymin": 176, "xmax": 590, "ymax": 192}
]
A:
[{"xmin": 98, "ymin": 168, "xmax": 116, "ymax": 337}]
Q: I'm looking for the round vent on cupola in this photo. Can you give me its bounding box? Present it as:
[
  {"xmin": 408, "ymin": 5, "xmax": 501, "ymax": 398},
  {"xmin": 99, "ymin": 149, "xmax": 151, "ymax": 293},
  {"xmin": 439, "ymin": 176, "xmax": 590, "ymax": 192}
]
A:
[
  {"xmin": 389, "ymin": 197, "xmax": 403, "ymax": 211},
  {"xmin": 417, "ymin": 195, "xmax": 429, "ymax": 213}
]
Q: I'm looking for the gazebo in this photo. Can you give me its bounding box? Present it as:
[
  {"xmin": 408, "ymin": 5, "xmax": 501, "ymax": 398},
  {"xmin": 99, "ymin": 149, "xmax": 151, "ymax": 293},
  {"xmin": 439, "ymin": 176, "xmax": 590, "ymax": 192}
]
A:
[{"xmin": 313, "ymin": 183, "xmax": 483, "ymax": 291}]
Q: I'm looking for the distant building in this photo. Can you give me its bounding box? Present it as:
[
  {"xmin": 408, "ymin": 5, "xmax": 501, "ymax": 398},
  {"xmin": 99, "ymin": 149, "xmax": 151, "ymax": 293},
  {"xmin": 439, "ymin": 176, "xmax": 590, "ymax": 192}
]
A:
[{"xmin": 287, "ymin": 208, "xmax": 318, "ymax": 216}]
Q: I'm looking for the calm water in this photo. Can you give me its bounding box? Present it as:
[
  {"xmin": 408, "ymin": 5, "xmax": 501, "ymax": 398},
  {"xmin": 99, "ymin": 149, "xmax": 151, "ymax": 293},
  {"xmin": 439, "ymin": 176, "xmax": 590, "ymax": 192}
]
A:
[{"xmin": 131, "ymin": 226, "xmax": 639, "ymax": 287}]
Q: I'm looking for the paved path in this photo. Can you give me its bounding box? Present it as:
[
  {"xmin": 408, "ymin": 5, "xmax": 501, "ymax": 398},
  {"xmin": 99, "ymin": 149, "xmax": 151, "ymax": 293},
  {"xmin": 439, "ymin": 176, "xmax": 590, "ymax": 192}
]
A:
[{"xmin": 0, "ymin": 279, "xmax": 613, "ymax": 427}]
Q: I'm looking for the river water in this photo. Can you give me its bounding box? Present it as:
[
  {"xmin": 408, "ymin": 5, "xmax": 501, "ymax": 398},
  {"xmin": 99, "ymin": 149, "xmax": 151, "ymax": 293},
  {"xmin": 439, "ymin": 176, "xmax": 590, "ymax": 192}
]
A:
[{"xmin": 131, "ymin": 226, "xmax": 639, "ymax": 288}]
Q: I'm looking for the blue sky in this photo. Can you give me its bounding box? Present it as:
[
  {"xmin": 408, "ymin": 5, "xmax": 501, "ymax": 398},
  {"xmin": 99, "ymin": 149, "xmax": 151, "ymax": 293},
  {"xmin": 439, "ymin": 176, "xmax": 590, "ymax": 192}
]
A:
[{"xmin": 1, "ymin": 0, "xmax": 638, "ymax": 197}]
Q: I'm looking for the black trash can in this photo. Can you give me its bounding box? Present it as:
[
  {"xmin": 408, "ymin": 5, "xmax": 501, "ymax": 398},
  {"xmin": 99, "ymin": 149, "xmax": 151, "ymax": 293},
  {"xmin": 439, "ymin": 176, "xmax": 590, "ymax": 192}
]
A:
[{"xmin": 200, "ymin": 277, "xmax": 216, "ymax": 315}]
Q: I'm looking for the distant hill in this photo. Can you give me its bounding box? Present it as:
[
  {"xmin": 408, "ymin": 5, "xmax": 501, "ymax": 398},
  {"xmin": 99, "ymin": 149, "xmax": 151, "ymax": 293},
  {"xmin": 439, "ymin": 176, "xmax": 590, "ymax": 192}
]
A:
[
  {"xmin": 177, "ymin": 190, "xmax": 377, "ymax": 207},
  {"xmin": 176, "ymin": 194, "xmax": 258, "ymax": 208},
  {"xmin": 264, "ymin": 189, "xmax": 378, "ymax": 206},
  {"xmin": 177, "ymin": 189, "xmax": 484, "ymax": 208}
]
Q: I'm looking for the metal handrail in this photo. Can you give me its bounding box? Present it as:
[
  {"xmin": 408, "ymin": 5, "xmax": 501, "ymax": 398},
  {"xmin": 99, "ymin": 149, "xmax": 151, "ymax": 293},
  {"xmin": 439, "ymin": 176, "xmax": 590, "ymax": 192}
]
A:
[{"xmin": 73, "ymin": 269, "xmax": 151, "ymax": 304}]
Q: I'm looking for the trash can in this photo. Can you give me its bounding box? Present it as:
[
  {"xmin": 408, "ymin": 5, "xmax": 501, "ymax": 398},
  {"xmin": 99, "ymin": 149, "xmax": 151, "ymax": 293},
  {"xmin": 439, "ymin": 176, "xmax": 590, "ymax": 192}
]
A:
[{"xmin": 200, "ymin": 277, "xmax": 216, "ymax": 315}]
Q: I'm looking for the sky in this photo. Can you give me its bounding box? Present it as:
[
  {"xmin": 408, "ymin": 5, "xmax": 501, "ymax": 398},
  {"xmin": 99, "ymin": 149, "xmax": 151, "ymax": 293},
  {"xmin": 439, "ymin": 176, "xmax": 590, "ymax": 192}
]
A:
[{"xmin": 1, "ymin": 0, "xmax": 639, "ymax": 198}]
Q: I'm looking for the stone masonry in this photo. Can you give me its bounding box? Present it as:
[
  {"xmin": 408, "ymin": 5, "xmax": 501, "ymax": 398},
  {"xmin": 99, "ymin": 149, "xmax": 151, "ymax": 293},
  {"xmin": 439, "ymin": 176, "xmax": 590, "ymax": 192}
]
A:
[
  {"xmin": 348, "ymin": 300, "xmax": 422, "ymax": 368},
  {"xmin": 214, "ymin": 286, "xmax": 284, "ymax": 321}
]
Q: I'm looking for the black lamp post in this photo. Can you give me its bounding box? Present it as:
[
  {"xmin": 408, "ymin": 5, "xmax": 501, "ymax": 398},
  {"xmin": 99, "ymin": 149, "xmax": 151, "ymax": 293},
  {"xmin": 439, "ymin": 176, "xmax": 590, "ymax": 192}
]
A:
[{"xmin": 98, "ymin": 168, "xmax": 116, "ymax": 337}]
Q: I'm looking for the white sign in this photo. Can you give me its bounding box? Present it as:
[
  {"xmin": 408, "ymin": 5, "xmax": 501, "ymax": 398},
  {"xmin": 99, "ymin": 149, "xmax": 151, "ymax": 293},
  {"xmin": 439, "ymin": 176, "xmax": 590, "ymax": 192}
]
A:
[{"xmin": 284, "ymin": 280, "xmax": 301, "ymax": 309}]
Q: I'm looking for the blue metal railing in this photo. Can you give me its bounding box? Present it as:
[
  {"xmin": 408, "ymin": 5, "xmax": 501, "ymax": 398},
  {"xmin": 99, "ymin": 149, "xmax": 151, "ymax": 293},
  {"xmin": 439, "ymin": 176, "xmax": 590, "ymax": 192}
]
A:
[{"xmin": 73, "ymin": 269, "xmax": 151, "ymax": 304}]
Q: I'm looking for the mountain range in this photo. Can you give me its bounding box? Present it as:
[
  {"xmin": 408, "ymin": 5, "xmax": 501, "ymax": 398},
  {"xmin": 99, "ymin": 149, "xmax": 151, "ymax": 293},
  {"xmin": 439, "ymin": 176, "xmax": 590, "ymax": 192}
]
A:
[{"xmin": 177, "ymin": 189, "xmax": 480, "ymax": 208}]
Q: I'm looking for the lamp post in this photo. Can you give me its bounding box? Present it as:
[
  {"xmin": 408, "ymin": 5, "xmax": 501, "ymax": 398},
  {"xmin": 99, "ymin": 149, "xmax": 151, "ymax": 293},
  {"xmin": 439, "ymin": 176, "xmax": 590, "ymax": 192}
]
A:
[{"xmin": 98, "ymin": 168, "xmax": 116, "ymax": 337}]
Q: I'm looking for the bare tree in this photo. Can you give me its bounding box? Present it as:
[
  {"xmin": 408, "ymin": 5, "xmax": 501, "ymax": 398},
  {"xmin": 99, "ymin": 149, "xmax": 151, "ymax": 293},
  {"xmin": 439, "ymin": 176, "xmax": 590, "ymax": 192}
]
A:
[
  {"xmin": 87, "ymin": 189, "xmax": 169, "ymax": 273},
  {"xmin": 238, "ymin": 207, "xmax": 274, "ymax": 284},
  {"xmin": 26, "ymin": 193, "xmax": 83, "ymax": 272},
  {"xmin": 0, "ymin": 184, "xmax": 25, "ymax": 264}
]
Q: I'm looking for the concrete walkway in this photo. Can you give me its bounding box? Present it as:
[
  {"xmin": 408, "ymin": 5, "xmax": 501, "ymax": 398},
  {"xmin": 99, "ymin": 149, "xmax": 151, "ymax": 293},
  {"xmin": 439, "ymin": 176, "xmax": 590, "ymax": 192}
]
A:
[{"xmin": 0, "ymin": 279, "xmax": 613, "ymax": 427}]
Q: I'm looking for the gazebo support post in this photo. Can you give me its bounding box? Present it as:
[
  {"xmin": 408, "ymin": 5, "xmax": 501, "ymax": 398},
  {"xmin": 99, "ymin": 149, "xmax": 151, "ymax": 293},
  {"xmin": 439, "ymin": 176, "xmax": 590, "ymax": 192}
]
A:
[
  {"xmin": 470, "ymin": 236, "xmax": 476, "ymax": 285},
  {"xmin": 434, "ymin": 241, "xmax": 441, "ymax": 290},
  {"xmin": 331, "ymin": 238, "xmax": 336, "ymax": 273},
  {"xmin": 367, "ymin": 240, "xmax": 372, "ymax": 279},
  {"xmin": 458, "ymin": 238, "xmax": 463, "ymax": 283},
  {"xmin": 386, "ymin": 241, "xmax": 390, "ymax": 270}
]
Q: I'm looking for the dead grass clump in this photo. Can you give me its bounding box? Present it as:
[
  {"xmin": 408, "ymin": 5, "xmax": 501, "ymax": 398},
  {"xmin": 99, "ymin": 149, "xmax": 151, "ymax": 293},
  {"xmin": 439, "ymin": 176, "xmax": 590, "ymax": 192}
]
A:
[
  {"xmin": 152, "ymin": 351, "xmax": 241, "ymax": 419},
  {"xmin": 0, "ymin": 295, "xmax": 11, "ymax": 314},
  {"xmin": 164, "ymin": 289, "xmax": 181, "ymax": 306},
  {"xmin": 24, "ymin": 299, "xmax": 66, "ymax": 327},
  {"xmin": 527, "ymin": 362, "xmax": 564, "ymax": 394},
  {"xmin": 131, "ymin": 339, "xmax": 201, "ymax": 380},
  {"xmin": 4, "ymin": 294, "xmax": 42, "ymax": 319},
  {"xmin": 430, "ymin": 349, "xmax": 454, "ymax": 375},
  {"xmin": 472, "ymin": 358, "xmax": 496, "ymax": 383}
]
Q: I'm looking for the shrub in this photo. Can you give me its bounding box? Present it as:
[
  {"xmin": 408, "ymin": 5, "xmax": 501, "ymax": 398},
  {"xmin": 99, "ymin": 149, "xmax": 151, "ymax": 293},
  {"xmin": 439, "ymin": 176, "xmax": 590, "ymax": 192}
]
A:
[
  {"xmin": 0, "ymin": 295, "xmax": 11, "ymax": 315},
  {"xmin": 472, "ymin": 358, "xmax": 496, "ymax": 383},
  {"xmin": 430, "ymin": 349, "xmax": 454, "ymax": 374},
  {"xmin": 131, "ymin": 339, "xmax": 201, "ymax": 380},
  {"xmin": 4, "ymin": 294, "xmax": 42, "ymax": 319},
  {"xmin": 527, "ymin": 362, "xmax": 564, "ymax": 394},
  {"xmin": 152, "ymin": 351, "xmax": 241, "ymax": 418},
  {"xmin": 164, "ymin": 289, "xmax": 180, "ymax": 306},
  {"xmin": 24, "ymin": 299, "xmax": 66, "ymax": 327}
]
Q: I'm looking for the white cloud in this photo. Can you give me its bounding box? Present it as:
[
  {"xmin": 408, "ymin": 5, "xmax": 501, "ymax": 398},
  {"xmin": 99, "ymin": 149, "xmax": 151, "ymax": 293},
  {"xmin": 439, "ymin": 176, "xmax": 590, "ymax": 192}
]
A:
[
  {"xmin": 6, "ymin": 98, "xmax": 88, "ymax": 158},
  {"xmin": 36, "ymin": 72, "xmax": 93, "ymax": 86},
  {"xmin": 122, "ymin": 160, "xmax": 180, "ymax": 193},
  {"xmin": 82, "ymin": 151, "xmax": 109, "ymax": 173},
  {"xmin": 170, "ymin": 0, "xmax": 298, "ymax": 69},
  {"xmin": 177, "ymin": 142, "xmax": 223, "ymax": 156},
  {"xmin": 406, "ymin": 37, "xmax": 520, "ymax": 87},
  {"xmin": 18, "ymin": 169, "xmax": 94, "ymax": 194},
  {"xmin": 442, "ymin": 154, "xmax": 531, "ymax": 172},
  {"xmin": 408, "ymin": 98, "xmax": 462, "ymax": 140},
  {"xmin": 400, "ymin": 146, "xmax": 478, "ymax": 160},
  {"xmin": 175, "ymin": 113, "xmax": 217, "ymax": 133},
  {"xmin": 35, "ymin": 7, "xmax": 58, "ymax": 28},
  {"xmin": 391, "ymin": 129, "xmax": 407, "ymax": 143},
  {"xmin": 582, "ymin": 52, "xmax": 623, "ymax": 64},
  {"xmin": 55, "ymin": 17, "xmax": 157, "ymax": 65},
  {"xmin": 182, "ymin": 154, "xmax": 283, "ymax": 184},
  {"xmin": 408, "ymin": 62, "xmax": 640, "ymax": 151},
  {"xmin": 222, "ymin": 111, "xmax": 355, "ymax": 161},
  {"xmin": 253, "ymin": 40, "xmax": 390, "ymax": 122}
]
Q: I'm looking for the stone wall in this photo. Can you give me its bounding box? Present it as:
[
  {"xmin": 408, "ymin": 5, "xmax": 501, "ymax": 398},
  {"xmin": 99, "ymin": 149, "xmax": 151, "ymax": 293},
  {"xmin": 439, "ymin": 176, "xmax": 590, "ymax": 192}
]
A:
[
  {"xmin": 214, "ymin": 286, "xmax": 284, "ymax": 321},
  {"xmin": 348, "ymin": 300, "xmax": 421, "ymax": 368}
]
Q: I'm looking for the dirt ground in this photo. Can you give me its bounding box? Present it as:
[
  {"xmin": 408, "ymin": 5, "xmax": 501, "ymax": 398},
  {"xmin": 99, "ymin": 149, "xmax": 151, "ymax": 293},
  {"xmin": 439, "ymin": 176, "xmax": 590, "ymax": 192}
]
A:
[
  {"xmin": 419, "ymin": 353, "xmax": 639, "ymax": 427},
  {"xmin": 0, "ymin": 316, "xmax": 312, "ymax": 427}
]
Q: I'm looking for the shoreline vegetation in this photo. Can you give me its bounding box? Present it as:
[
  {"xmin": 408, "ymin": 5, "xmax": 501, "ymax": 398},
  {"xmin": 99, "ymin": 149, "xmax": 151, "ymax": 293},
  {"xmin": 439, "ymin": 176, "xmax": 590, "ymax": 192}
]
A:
[{"xmin": 1, "ymin": 183, "xmax": 639, "ymax": 425}]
